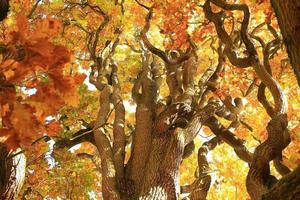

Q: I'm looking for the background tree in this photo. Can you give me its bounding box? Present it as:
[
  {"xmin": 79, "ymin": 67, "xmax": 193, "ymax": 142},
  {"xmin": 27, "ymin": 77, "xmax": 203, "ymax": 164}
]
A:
[{"xmin": 271, "ymin": 0, "xmax": 300, "ymax": 87}]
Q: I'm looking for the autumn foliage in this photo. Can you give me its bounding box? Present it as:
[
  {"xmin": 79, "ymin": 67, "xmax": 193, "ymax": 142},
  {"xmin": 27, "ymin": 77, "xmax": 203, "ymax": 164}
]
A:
[
  {"xmin": 0, "ymin": 14, "xmax": 85, "ymax": 149},
  {"xmin": 0, "ymin": 0, "xmax": 300, "ymax": 200}
]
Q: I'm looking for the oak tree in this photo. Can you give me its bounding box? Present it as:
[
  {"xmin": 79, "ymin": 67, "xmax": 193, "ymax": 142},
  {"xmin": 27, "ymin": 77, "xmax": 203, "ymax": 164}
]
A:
[{"xmin": 0, "ymin": 0, "xmax": 299, "ymax": 199}]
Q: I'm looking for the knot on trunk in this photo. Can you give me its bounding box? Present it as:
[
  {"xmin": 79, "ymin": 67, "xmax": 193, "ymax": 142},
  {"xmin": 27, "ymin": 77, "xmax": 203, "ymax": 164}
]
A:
[{"xmin": 152, "ymin": 103, "xmax": 193, "ymax": 135}]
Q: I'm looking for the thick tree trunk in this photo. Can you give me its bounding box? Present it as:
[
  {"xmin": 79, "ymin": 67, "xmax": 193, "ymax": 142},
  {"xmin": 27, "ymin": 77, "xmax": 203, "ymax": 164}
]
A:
[
  {"xmin": 139, "ymin": 131, "xmax": 185, "ymax": 199},
  {"xmin": 271, "ymin": 0, "xmax": 300, "ymax": 86},
  {"xmin": 262, "ymin": 166, "xmax": 300, "ymax": 200},
  {"xmin": 0, "ymin": 144, "xmax": 26, "ymax": 200}
]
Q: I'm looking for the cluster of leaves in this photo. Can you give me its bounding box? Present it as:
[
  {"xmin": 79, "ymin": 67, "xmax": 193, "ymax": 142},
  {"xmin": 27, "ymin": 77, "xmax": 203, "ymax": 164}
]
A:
[
  {"xmin": 154, "ymin": 0, "xmax": 196, "ymax": 49},
  {"xmin": 21, "ymin": 145, "xmax": 99, "ymax": 199},
  {"xmin": 0, "ymin": 13, "xmax": 85, "ymax": 149}
]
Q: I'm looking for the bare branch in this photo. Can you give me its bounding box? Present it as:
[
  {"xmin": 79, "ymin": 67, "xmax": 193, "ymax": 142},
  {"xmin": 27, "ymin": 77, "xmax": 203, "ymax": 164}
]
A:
[
  {"xmin": 204, "ymin": 116, "xmax": 252, "ymax": 163},
  {"xmin": 203, "ymin": 1, "xmax": 290, "ymax": 199},
  {"xmin": 203, "ymin": 0, "xmax": 253, "ymax": 68},
  {"xmin": 54, "ymin": 128, "xmax": 95, "ymax": 149},
  {"xmin": 134, "ymin": 0, "xmax": 151, "ymax": 10},
  {"xmin": 140, "ymin": 8, "xmax": 169, "ymax": 63}
]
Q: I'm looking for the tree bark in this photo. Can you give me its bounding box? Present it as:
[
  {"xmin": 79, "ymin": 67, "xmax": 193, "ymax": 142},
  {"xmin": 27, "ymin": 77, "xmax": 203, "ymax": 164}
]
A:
[
  {"xmin": 0, "ymin": 144, "xmax": 26, "ymax": 200},
  {"xmin": 271, "ymin": 0, "xmax": 300, "ymax": 86},
  {"xmin": 262, "ymin": 166, "xmax": 300, "ymax": 200}
]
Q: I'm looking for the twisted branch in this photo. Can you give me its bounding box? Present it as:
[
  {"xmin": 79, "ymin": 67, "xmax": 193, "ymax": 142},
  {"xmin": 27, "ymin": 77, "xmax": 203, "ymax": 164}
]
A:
[
  {"xmin": 182, "ymin": 137, "xmax": 222, "ymax": 200},
  {"xmin": 203, "ymin": 1, "xmax": 290, "ymax": 199}
]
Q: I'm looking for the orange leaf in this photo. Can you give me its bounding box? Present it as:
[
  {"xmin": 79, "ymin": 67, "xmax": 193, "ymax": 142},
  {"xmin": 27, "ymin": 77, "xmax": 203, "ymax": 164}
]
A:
[
  {"xmin": 45, "ymin": 120, "xmax": 62, "ymax": 136},
  {"xmin": 16, "ymin": 14, "xmax": 29, "ymax": 39},
  {"xmin": 0, "ymin": 129, "xmax": 20, "ymax": 150},
  {"xmin": 26, "ymin": 84, "xmax": 65, "ymax": 121},
  {"xmin": 10, "ymin": 102, "xmax": 42, "ymax": 144},
  {"xmin": 74, "ymin": 74, "xmax": 87, "ymax": 85}
]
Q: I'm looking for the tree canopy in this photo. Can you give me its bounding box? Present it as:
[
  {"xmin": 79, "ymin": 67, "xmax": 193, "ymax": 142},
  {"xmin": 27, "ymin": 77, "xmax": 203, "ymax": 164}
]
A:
[{"xmin": 0, "ymin": 0, "xmax": 299, "ymax": 199}]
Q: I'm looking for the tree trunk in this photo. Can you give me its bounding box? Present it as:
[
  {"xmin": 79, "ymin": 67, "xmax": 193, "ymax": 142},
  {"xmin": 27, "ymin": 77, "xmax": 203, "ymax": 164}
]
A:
[
  {"xmin": 262, "ymin": 166, "xmax": 300, "ymax": 200},
  {"xmin": 0, "ymin": 144, "xmax": 26, "ymax": 200},
  {"xmin": 271, "ymin": 0, "xmax": 300, "ymax": 86},
  {"xmin": 138, "ymin": 131, "xmax": 185, "ymax": 199}
]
